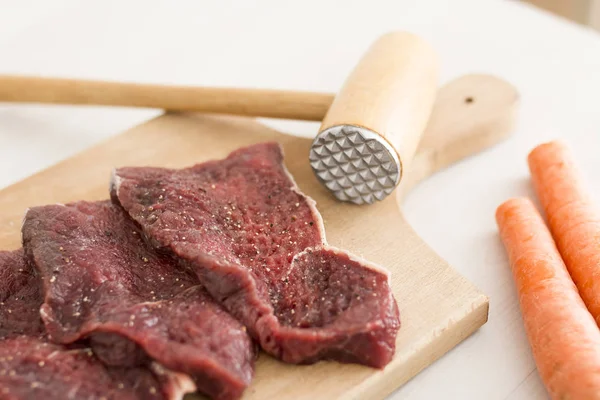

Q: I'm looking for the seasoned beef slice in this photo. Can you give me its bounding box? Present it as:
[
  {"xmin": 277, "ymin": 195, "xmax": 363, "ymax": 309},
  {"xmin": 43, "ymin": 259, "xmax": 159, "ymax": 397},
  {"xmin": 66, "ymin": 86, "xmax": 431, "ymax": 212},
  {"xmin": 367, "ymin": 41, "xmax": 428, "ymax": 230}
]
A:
[
  {"xmin": 21, "ymin": 201, "xmax": 256, "ymax": 400},
  {"xmin": 111, "ymin": 142, "xmax": 400, "ymax": 368},
  {"xmin": 0, "ymin": 250, "xmax": 44, "ymax": 339},
  {"xmin": 0, "ymin": 249, "xmax": 194, "ymax": 400}
]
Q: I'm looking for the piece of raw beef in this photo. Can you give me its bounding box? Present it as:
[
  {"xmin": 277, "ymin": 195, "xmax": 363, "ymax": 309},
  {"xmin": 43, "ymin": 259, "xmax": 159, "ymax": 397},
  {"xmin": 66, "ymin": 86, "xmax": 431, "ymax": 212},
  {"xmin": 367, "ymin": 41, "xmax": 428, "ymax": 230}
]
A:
[
  {"xmin": 112, "ymin": 142, "xmax": 400, "ymax": 368},
  {"xmin": 0, "ymin": 249, "xmax": 194, "ymax": 400},
  {"xmin": 22, "ymin": 201, "xmax": 256, "ymax": 400}
]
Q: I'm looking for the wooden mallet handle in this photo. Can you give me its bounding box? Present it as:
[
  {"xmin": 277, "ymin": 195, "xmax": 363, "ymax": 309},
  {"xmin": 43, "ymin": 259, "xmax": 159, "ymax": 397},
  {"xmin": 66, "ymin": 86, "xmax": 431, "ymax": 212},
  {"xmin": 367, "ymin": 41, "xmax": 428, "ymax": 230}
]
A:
[{"xmin": 0, "ymin": 75, "xmax": 333, "ymax": 121}]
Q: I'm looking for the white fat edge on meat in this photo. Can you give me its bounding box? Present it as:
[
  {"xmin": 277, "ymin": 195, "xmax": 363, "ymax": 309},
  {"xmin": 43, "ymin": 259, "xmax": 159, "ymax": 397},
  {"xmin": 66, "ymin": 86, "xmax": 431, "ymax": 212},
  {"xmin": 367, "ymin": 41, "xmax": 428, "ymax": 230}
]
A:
[
  {"xmin": 20, "ymin": 208, "xmax": 30, "ymax": 243},
  {"xmin": 290, "ymin": 245, "xmax": 392, "ymax": 284},
  {"xmin": 110, "ymin": 169, "xmax": 123, "ymax": 197},
  {"xmin": 150, "ymin": 362, "xmax": 197, "ymax": 400},
  {"xmin": 278, "ymin": 145, "xmax": 327, "ymax": 245},
  {"xmin": 278, "ymin": 144, "xmax": 391, "ymax": 279},
  {"xmin": 321, "ymin": 244, "xmax": 392, "ymax": 281}
]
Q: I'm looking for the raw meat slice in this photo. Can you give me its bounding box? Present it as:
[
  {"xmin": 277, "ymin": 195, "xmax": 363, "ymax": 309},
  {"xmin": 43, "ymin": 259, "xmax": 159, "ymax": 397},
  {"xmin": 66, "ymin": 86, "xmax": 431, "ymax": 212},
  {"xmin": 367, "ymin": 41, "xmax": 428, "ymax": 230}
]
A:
[
  {"xmin": 0, "ymin": 250, "xmax": 44, "ymax": 339},
  {"xmin": 112, "ymin": 142, "xmax": 400, "ymax": 368},
  {"xmin": 0, "ymin": 249, "xmax": 194, "ymax": 400},
  {"xmin": 0, "ymin": 338, "xmax": 193, "ymax": 400},
  {"xmin": 22, "ymin": 201, "xmax": 256, "ymax": 400}
]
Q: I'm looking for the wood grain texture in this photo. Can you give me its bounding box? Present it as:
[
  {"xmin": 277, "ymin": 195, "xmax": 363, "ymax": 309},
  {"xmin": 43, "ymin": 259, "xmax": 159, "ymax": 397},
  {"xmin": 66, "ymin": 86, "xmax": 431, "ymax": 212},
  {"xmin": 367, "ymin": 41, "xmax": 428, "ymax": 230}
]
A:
[
  {"xmin": 320, "ymin": 31, "xmax": 439, "ymax": 174},
  {"xmin": 0, "ymin": 74, "xmax": 333, "ymax": 121},
  {"xmin": 0, "ymin": 74, "xmax": 518, "ymax": 399}
]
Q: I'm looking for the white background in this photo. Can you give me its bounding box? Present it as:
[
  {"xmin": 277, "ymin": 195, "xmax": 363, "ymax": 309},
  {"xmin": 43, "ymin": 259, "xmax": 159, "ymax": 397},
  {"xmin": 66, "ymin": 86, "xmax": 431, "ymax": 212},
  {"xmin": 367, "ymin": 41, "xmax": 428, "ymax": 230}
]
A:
[{"xmin": 2, "ymin": 1, "xmax": 600, "ymax": 399}]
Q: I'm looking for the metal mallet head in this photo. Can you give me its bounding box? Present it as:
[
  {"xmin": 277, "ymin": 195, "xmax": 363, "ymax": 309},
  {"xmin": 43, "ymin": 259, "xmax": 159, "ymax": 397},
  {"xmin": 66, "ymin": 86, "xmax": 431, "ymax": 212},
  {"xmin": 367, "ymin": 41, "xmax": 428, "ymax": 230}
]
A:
[
  {"xmin": 309, "ymin": 32, "xmax": 439, "ymax": 205},
  {"xmin": 310, "ymin": 125, "xmax": 400, "ymax": 204}
]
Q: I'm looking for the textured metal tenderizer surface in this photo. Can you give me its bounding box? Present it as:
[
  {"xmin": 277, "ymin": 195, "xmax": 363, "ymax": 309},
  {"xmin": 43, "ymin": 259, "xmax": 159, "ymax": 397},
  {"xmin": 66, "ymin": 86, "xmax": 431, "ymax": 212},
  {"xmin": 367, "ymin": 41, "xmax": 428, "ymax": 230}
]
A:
[{"xmin": 309, "ymin": 125, "xmax": 401, "ymax": 205}]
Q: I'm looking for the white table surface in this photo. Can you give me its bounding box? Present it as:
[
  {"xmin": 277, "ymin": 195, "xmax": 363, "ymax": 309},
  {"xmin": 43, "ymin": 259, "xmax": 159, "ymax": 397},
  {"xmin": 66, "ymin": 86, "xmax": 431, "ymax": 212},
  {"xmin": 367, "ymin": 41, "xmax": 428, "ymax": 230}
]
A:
[{"xmin": 2, "ymin": 0, "xmax": 600, "ymax": 398}]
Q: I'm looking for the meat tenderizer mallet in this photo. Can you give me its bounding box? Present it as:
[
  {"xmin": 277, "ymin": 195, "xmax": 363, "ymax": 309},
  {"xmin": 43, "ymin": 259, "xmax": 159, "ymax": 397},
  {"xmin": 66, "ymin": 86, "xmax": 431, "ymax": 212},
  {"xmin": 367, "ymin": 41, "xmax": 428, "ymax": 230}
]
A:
[
  {"xmin": 0, "ymin": 31, "xmax": 438, "ymax": 204},
  {"xmin": 309, "ymin": 32, "xmax": 439, "ymax": 204}
]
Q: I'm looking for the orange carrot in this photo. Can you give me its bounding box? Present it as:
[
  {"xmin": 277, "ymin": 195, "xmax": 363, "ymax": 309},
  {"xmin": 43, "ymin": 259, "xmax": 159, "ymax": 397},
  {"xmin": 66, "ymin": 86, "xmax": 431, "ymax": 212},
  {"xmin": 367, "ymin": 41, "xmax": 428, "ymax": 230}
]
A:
[
  {"xmin": 528, "ymin": 140, "xmax": 600, "ymax": 325},
  {"xmin": 496, "ymin": 197, "xmax": 600, "ymax": 400}
]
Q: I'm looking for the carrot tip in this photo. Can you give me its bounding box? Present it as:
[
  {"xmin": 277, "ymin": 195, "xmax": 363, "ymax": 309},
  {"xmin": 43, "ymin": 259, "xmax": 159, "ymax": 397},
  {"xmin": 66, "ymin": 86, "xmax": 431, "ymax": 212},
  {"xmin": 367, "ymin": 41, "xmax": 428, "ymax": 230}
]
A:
[
  {"xmin": 495, "ymin": 197, "xmax": 533, "ymax": 223},
  {"xmin": 527, "ymin": 139, "xmax": 570, "ymax": 163}
]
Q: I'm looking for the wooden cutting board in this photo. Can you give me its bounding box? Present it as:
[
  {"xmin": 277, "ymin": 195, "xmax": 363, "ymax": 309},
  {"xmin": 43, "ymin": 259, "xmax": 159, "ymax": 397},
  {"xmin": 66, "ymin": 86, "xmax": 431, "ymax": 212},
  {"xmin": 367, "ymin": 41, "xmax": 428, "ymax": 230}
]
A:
[{"xmin": 0, "ymin": 74, "xmax": 518, "ymax": 400}]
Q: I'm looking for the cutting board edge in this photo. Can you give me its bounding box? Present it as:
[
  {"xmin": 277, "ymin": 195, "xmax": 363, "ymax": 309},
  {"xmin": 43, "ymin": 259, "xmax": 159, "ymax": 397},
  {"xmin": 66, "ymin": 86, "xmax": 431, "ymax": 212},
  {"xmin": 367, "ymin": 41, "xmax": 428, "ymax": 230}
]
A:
[{"xmin": 349, "ymin": 292, "xmax": 489, "ymax": 400}]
